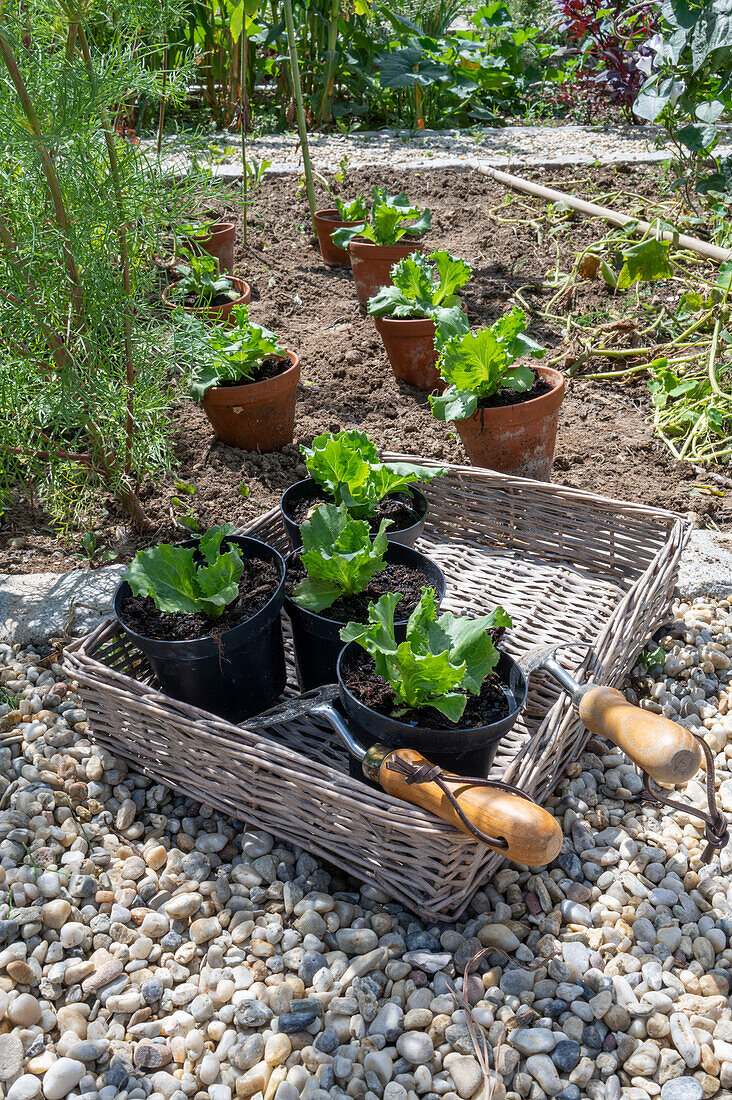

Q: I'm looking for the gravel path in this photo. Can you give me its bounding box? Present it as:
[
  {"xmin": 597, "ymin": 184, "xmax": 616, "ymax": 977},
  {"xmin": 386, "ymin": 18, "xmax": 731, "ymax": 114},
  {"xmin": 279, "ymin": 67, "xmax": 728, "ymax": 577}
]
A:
[
  {"xmin": 1, "ymin": 596, "xmax": 732, "ymax": 1100},
  {"xmin": 146, "ymin": 123, "xmax": 732, "ymax": 176}
]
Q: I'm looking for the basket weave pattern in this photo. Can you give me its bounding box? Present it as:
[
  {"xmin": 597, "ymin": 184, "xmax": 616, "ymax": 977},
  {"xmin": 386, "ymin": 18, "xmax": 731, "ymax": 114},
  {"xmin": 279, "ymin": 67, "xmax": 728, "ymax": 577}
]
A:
[{"xmin": 65, "ymin": 459, "xmax": 690, "ymax": 921}]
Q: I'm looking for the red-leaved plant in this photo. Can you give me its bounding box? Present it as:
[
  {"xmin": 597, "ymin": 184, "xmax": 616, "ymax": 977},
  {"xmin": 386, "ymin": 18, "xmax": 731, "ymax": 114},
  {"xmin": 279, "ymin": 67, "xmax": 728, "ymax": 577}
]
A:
[{"xmin": 552, "ymin": 0, "xmax": 659, "ymax": 121}]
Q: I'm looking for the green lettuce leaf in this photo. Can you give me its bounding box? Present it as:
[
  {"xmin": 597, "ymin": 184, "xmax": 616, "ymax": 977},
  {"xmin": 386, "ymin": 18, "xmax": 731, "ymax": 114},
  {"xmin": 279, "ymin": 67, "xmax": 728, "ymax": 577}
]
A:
[
  {"xmin": 125, "ymin": 527, "xmax": 244, "ymax": 619},
  {"xmin": 293, "ymin": 504, "xmax": 390, "ymax": 612}
]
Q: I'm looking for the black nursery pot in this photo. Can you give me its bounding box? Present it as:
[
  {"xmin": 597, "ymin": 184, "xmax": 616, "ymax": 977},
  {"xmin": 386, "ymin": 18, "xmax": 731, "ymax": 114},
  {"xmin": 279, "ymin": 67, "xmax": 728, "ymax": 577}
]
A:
[
  {"xmin": 279, "ymin": 478, "xmax": 429, "ymax": 551},
  {"xmin": 337, "ymin": 644, "xmax": 527, "ymax": 776},
  {"xmin": 114, "ymin": 535, "xmax": 287, "ymax": 723},
  {"xmin": 283, "ymin": 543, "xmax": 447, "ymax": 691}
]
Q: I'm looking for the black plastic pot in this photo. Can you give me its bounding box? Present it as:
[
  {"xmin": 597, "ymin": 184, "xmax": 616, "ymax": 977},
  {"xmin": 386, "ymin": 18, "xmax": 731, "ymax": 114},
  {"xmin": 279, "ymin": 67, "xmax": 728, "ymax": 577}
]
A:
[
  {"xmin": 114, "ymin": 535, "xmax": 287, "ymax": 723},
  {"xmin": 280, "ymin": 478, "xmax": 429, "ymax": 551},
  {"xmin": 283, "ymin": 544, "xmax": 447, "ymax": 691},
  {"xmin": 337, "ymin": 644, "xmax": 527, "ymax": 776}
]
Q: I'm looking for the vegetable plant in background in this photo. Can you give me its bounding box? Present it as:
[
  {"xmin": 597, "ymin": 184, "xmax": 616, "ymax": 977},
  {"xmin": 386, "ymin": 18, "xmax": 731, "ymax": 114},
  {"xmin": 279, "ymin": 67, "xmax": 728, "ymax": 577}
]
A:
[
  {"xmin": 431, "ymin": 307, "xmax": 565, "ymax": 480},
  {"xmin": 367, "ymin": 250, "xmax": 471, "ymax": 390},
  {"xmin": 337, "ymin": 587, "xmax": 517, "ymax": 772},
  {"xmin": 314, "ymin": 197, "xmax": 370, "ymax": 269},
  {"xmin": 164, "ymin": 254, "xmax": 251, "ymax": 320},
  {"xmin": 115, "ymin": 524, "xmax": 287, "ymax": 720},
  {"xmin": 331, "ymin": 188, "xmax": 432, "ymax": 306},
  {"xmin": 282, "ymin": 503, "xmax": 446, "ymax": 688},
  {"xmin": 177, "ymin": 305, "xmax": 300, "ymax": 451},
  {"xmin": 633, "ymin": 0, "xmax": 732, "ymax": 215},
  {"xmin": 280, "ymin": 428, "xmax": 446, "ymax": 549},
  {"xmin": 180, "ymin": 215, "xmax": 238, "ymax": 274}
]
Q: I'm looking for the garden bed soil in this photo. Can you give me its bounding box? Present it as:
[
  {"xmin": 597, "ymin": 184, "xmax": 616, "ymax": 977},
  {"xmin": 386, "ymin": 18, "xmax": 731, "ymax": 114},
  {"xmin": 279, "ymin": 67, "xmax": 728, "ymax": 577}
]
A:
[
  {"xmin": 3, "ymin": 162, "xmax": 729, "ymax": 577},
  {"xmin": 120, "ymin": 556, "xmax": 279, "ymax": 641},
  {"xmin": 288, "ymin": 489, "xmax": 420, "ymax": 534},
  {"xmin": 286, "ymin": 557, "xmax": 431, "ymax": 623},
  {"xmin": 343, "ymin": 649, "xmax": 510, "ymax": 729}
]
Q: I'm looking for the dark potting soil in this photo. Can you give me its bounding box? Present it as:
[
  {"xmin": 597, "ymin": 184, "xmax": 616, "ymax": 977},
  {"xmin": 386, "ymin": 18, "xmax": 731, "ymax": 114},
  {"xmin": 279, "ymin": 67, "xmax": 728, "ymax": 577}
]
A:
[
  {"xmin": 216, "ymin": 356, "xmax": 290, "ymax": 388},
  {"xmin": 289, "ymin": 488, "xmax": 419, "ymax": 534},
  {"xmin": 286, "ymin": 556, "xmax": 431, "ymax": 623},
  {"xmin": 478, "ymin": 376, "xmax": 552, "ymax": 410},
  {"xmin": 120, "ymin": 555, "xmax": 279, "ymax": 641},
  {"xmin": 183, "ymin": 292, "xmax": 238, "ymax": 309},
  {"xmin": 343, "ymin": 649, "xmax": 510, "ymax": 729}
]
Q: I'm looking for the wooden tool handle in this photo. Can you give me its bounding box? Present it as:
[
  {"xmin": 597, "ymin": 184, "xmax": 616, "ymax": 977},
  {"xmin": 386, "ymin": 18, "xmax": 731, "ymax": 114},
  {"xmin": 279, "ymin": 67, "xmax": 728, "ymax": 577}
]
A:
[
  {"xmin": 377, "ymin": 747, "xmax": 563, "ymax": 866},
  {"xmin": 579, "ymin": 685, "xmax": 702, "ymax": 785}
]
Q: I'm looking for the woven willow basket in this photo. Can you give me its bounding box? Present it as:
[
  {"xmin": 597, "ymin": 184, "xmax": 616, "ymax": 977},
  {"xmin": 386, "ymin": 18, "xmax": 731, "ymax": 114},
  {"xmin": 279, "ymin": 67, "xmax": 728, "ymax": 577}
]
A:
[{"xmin": 65, "ymin": 458, "xmax": 690, "ymax": 921}]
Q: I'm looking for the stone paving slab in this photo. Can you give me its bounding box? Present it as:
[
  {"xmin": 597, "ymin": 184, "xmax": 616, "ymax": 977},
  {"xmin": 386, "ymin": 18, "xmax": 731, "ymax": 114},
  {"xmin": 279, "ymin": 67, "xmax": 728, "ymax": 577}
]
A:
[{"xmin": 0, "ymin": 565, "xmax": 126, "ymax": 646}]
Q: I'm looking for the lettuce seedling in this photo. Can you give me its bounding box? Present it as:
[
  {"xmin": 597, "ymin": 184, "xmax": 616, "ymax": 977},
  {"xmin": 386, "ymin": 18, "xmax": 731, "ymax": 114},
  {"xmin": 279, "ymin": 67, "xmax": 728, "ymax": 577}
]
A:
[
  {"xmin": 293, "ymin": 504, "xmax": 391, "ymax": 613},
  {"xmin": 180, "ymin": 306, "xmax": 286, "ymax": 400},
  {"xmin": 367, "ymin": 249, "xmax": 471, "ymax": 343},
  {"xmin": 331, "ymin": 187, "xmax": 431, "ymax": 249},
  {"xmin": 302, "ymin": 429, "xmax": 445, "ymax": 519},
  {"xmin": 430, "ymin": 307, "xmax": 545, "ymax": 422},
  {"xmin": 171, "ymin": 254, "xmax": 240, "ymax": 305},
  {"xmin": 335, "ymin": 196, "xmax": 369, "ymax": 222},
  {"xmin": 341, "ymin": 588, "xmax": 513, "ymax": 723},
  {"xmin": 125, "ymin": 524, "xmax": 243, "ymax": 619}
]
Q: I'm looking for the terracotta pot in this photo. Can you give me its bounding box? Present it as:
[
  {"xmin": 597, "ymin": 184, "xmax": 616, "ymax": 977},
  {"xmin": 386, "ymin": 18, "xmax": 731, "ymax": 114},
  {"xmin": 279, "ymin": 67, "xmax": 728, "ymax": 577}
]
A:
[
  {"xmin": 186, "ymin": 221, "xmax": 236, "ymax": 274},
  {"xmin": 201, "ymin": 351, "xmax": 300, "ymax": 452},
  {"xmin": 348, "ymin": 240, "xmax": 424, "ymax": 307},
  {"xmin": 163, "ymin": 275, "xmax": 251, "ymax": 324},
  {"xmin": 455, "ymin": 366, "xmax": 566, "ymax": 481},
  {"xmin": 373, "ymin": 315, "xmax": 444, "ymax": 392},
  {"xmin": 314, "ymin": 209, "xmax": 361, "ymax": 268}
]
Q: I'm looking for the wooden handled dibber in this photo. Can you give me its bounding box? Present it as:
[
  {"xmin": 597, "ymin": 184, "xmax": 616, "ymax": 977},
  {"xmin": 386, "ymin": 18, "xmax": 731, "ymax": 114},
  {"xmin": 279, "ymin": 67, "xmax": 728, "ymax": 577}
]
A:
[
  {"xmin": 369, "ymin": 745, "xmax": 564, "ymax": 865},
  {"xmin": 522, "ymin": 645, "xmax": 703, "ymax": 787}
]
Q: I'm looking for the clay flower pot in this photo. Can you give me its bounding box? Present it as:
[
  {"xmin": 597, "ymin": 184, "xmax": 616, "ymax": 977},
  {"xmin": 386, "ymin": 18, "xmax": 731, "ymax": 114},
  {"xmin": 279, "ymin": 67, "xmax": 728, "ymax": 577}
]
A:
[
  {"xmin": 201, "ymin": 351, "xmax": 300, "ymax": 452},
  {"xmin": 185, "ymin": 221, "xmax": 236, "ymax": 274},
  {"xmin": 374, "ymin": 315, "xmax": 444, "ymax": 392},
  {"xmin": 349, "ymin": 240, "xmax": 424, "ymax": 307},
  {"xmin": 314, "ymin": 209, "xmax": 361, "ymax": 268},
  {"xmin": 455, "ymin": 366, "xmax": 566, "ymax": 481},
  {"xmin": 163, "ymin": 275, "xmax": 251, "ymax": 324}
]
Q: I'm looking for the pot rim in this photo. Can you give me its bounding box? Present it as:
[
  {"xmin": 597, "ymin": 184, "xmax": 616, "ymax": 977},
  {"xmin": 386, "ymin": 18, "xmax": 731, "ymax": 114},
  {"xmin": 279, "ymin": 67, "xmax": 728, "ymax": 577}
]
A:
[
  {"xmin": 282, "ymin": 543, "xmax": 446, "ymax": 628},
  {"xmin": 336, "ymin": 643, "xmax": 527, "ymax": 738},
  {"xmin": 162, "ymin": 275, "xmax": 251, "ymax": 310},
  {"xmin": 280, "ymin": 477, "xmax": 429, "ymax": 532},
  {"xmin": 348, "ymin": 238, "xmax": 426, "ymax": 256},
  {"xmin": 202, "ymin": 220, "xmax": 236, "ymax": 235},
  {"xmin": 462, "ymin": 365, "xmax": 566, "ymax": 426},
  {"xmin": 114, "ymin": 534, "xmax": 286, "ymax": 650},
  {"xmin": 200, "ymin": 351, "xmax": 300, "ymax": 406},
  {"xmin": 314, "ymin": 208, "xmax": 363, "ymax": 226},
  {"xmin": 373, "ymin": 313, "xmax": 436, "ymax": 332}
]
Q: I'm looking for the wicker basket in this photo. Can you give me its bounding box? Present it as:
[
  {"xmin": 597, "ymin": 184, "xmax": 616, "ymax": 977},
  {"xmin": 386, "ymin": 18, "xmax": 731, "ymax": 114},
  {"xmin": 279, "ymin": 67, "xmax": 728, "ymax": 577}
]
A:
[{"xmin": 64, "ymin": 458, "xmax": 690, "ymax": 921}]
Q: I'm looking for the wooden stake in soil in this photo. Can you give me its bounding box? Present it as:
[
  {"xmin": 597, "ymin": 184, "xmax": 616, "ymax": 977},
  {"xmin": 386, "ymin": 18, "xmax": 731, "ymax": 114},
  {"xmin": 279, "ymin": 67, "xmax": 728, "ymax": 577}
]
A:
[
  {"xmin": 282, "ymin": 0, "xmax": 317, "ymax": 232},
  {"xmin": 477, "ymin": 165, "xmax": 732, "ymax": 266}
]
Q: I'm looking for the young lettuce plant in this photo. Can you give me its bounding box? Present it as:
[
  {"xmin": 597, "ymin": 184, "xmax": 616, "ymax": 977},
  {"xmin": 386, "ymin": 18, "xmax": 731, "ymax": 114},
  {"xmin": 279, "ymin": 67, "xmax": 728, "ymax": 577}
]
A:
[
  {"xmin": 293, "ymin": 504, "xmax": 391, "ymax": 613},
  {"xmin": 177, "ymin": 306, "xmax": 287, "ymax": 400},
  {"xmin": 367, "ymin": 250, "xmax": 471, "ymax": 342},
  {"xmin": 341, "ymin": 588, "xmax": 513, "ymax": 722},
  {"xmin": 302, "ymin": 429, "xmax": 445, "ymax": 519},
  {"xmin": 125, "ymin": 525, "xmax": 243, "ymax": 619},
  {"xmin": 431, "ymin": 307, "xmax": 546, "ymax": 422},
  {"xmin": 335, "ymin": 196, "xmax": 369, "ymax": 222},
  {"xmin": 332, "ymin": 187, "xmax": 432, "ymax": 250},
  {"xmin": 171, "ymin": 255, "xmax": 240, "ymax": 305}
]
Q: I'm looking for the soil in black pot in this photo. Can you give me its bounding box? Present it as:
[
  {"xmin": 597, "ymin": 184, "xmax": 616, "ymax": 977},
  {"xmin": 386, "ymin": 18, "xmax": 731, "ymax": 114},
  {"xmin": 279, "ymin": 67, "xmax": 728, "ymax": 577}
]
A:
[
  {"xmin": 121, "ymin": 556, "xmax": 279, "ymax": 642},
  {"xmin": 478, "ymin": 376, "xmax": 552, "ymax": 410},
  {"xmin": 290, "ymin": 488, "xmax": 419, "ymax": 534},
  {"xmin": 286, "ymin": 557, "xmax": 430, "ymax": 623},
  {"xmin": 216, "ymin": 356, "xmax": 289, "ymax": 388},
  {"xmin": 183, "ymin": 291, "xmax": 238, "ymax": 310},
  {"xmin": 343, "ymin": 650, "xmax": 510, "ymax": 729}
]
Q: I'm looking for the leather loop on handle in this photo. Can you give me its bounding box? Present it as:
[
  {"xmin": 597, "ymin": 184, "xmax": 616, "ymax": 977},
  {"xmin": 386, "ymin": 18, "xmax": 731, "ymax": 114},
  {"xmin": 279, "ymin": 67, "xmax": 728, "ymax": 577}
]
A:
[
  {"xmin": 578, "ymin": 685, "xmax": 702, "ymax": 786},
  {"xmin": 377, "ymin": 747, "xmax": 563, "ymax": 866}
]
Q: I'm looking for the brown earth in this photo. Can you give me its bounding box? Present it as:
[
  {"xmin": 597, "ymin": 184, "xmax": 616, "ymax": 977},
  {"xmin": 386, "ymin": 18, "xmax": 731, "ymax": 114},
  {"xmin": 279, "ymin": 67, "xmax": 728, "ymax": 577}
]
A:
[{"xmin": 2, "ymin": 162, "xmax": 728, "ymax": 576}]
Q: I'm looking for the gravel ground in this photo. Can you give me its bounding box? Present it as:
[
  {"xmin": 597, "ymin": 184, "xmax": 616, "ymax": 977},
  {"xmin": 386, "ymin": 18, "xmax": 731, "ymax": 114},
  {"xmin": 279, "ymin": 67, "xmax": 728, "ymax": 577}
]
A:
[
  {"xmin": 145, "ymin": 123, "xmax": 732, "ymax": 175},
  {"xmin": 2, "ymin": 596, "xmax": 732, "ymax": 1100}
]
